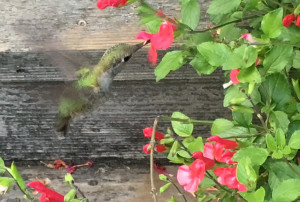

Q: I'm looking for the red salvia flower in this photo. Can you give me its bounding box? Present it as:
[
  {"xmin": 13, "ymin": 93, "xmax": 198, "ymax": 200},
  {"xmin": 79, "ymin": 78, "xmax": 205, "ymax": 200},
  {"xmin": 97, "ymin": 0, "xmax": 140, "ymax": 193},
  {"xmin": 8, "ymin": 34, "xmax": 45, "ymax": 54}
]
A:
[
  {"xmin": 27, "ymin": 181, "xmax": 64, "ymax": 202},
  {"xmin": 143, "ymin": 127, "xmax": 164, "ymax": 141},
  {"xmin": 214, "ymin": 167, "xmax": 247, "ymax": 192},
  {"xmin": 136, "ymin": 11, "xmax": 176, "ymax": 65},
  {"xmin": 207, "ymin": 136, "xmax": 238, "ymax": 149},
  {"xmin": 230, "ymin": 69, "xmax": 241, "ymax": 84},
  {"xmin": 283, "ymin": 14, "xmax": 296, "ymax": 27},
  {"xmin": 142, "ymin": 143, "xmax": 166, "ymax": 154},
  {"xmin": 96, "ymin": 0, "xmax": 128, "ymax": 9},
  {"xmin": 296, "ymin": 15, "xmax": 300, "ymax": 27},
  {"xmin": 177, "ymin": 159, "xmax": 206, "ymax": 193},
  {"xmin": 192, "ymin": 150, "xmax": 215, "ymax": 170}
]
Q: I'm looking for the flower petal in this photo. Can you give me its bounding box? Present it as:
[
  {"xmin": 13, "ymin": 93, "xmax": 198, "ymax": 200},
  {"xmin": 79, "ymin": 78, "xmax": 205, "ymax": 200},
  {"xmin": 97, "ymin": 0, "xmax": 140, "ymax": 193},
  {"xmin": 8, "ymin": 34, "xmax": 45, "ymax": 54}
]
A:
[
  {"xmin": 143, "ymin": 127, "xmax": 164, "ymax": 141},
  {"xmin": 136, "ymin": 32, "xmax": 153, "ymax": 41},
  {"xmin": 151, "ymin": 22, "xmax": 174, "ymax": 50},
  {"xmin": 143, "ymin": 144, "xmax": 151, "ymax": 154},
  {"xmin": 177, "ymin": 159, "xmax": 205, "ymax": 193},
  {"xmin": 283, "ymin": 14, "xmax": 296, "ymax": 27},
  {"xmin": 156, "ymin": 144, "xmax": 166, "ymax": 152},
  {"xmin": 296, "ymin": 15, "xmax": 300, "ymax": 27},
  {"xmin": 97, "ymin": 0, "xmax": 128, "ymax": 9},
  {"xmin": 192, "ymin": 151, "xmax": 215, "ymax": 170},
  {"xmin": 230, "ymin": 69, "xmax": 241, "ymax": 84},
  {"xmin": 208, "ymin": 135, "xmax": 238, "ymax": 149},
  {"xmin": 147, "ymin": 46, "xmax": 158, "ymax": 65}
]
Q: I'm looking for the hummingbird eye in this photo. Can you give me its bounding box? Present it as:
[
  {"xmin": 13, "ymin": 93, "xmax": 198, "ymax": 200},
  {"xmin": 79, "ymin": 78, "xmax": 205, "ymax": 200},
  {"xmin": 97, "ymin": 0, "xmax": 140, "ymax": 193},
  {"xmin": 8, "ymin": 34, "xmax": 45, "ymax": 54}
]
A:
[{"xmin": 123, "ymin": 55, "xmax": 132, "ymax": 62}]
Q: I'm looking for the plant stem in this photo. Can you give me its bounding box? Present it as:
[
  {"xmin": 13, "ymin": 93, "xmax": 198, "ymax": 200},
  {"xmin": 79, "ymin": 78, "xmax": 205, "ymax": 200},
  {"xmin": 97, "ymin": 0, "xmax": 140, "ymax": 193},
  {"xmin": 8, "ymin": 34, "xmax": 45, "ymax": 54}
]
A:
[
  {"xmin": 4, "ymin": 169, "xmax": 36, "ymax": 201},
  {"xmin": 189, "ymin": 14, "xmax": 262, "ymax": 34},
  {"xmin": 266, "ymin": 0, "xmax": 293, "ymax": 12},
  {"xmin": 241, "ymin": 89, "xmax": 269, "ymax": 132},
  {"xmin": 73, "ymin": 184, "xmax": 86, "ymax": 199},
  {"xmin": 150, "ymin": 116, "xmax": 160, "ymax": 202},
  {"xmin": 167, "ymin": 178, "xmax": 188, "ymax": 202}
]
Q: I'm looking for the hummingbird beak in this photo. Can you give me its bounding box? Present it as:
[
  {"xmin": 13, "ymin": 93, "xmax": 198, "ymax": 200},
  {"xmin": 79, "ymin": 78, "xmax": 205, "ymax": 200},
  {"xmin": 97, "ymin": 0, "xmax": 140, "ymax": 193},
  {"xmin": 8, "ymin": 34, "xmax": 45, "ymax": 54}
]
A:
[{"xmin": 134, "ymin": 40, "xmax": 150, "ymax": 52}]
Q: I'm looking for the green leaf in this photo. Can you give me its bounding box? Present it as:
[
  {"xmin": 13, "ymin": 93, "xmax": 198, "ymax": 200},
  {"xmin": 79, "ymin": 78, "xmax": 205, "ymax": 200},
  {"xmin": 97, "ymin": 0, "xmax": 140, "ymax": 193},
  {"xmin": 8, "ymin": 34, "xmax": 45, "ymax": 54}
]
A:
[
  {"xmin": 188, "ymin": 137, "xmax": 204, "ymax": 153},
  {"xmin": 0, "ymin": 177, "xmax": 15, "ymax": 194},
  {"xmin": 200, "ymin": 175, "xmax": 216, "ymax": 189},
  {"xmin": 171, "ymin": 112, "xmax": 193, "ymax": 137},
  {"xmin": 278, "ymin": 26, "xmax": 300, "ymax": 44},
  {"xmin": 241, "ymin": 187, "xmax": 265, "ymax": 202},
  {"xmin": 211, "ymin": 119, "xmax": 234, "ymax": 135},
  {"xmin": 0, "ymin": 158, "xmax": 5, "ymax": 174},
  {"xmin": 269, "ymin": 111, "xmax": 290, "ymax": 133},
  {"xmin": 220, "ymin": 24, "xmax": 245, "ymax": 42},
  {"xmin": 160, "ymin": 182, "xmax": 172, "ymax": 194},
  {"xmin": 261, "ymin": 8, "xmax": 283, "ymax": 38},
  {"xmin": 232, "ymin": 111, "xmax": 252, "ymax": 126},
  {"xmin": 292, "ymin": 79, "xmax": 300, "ymax": 100},
  {"xmin": 288, "ymin": 130, "xmax": 300, "ymax": 149},
  {"xmin": 259, "ymin": 73, "xmax": 291, "ymax": 111},
  {"xmin": 64, "ymin": 189, "xmax": 76, "ymax": 201},
  {"xmin": 275, "ymin": 128, "xmax": 286, "ymax": 149},
  {"xmin": 159, "ymin": 174, "xmax": 168, "ymax": 181},
  {"xmin": 223, "ymin": 45, "xmax": 258, "ymax": 70},
  {"xmin": 238, "ymin": 65, "xmax": 261, "ymax": 83},
  {"xmin": 167, "ymin": 196, "xmax": 179, "ymax": 202},
  {"xmin": 207, "ymin": 0, "xmax": 241, "ymax": 15},
  {"xmin": 187, "ymin": 32, "xmax": 213, "ymax": 45},
  {"xmin": 233, "ymin": 146, "xmax": 268, "ymax": 165},
  {"xmin": 272, "ymin": 179, "xmax": 300, "ymax": 202},
  {"xmin": 265, "ymin": 159, "xmax": 300, "ymax": 191},
  {"xmin": 243, "ymin": 0, "xmax": 260, "ymax": 11},
  {"xmin": 272, "ymin": 150, "xmax": 283, "ymax": 159},
  {"xmin": 197, "ymin": 42, "xmax": 231, "ymax": 67},
  {"xmin": 7, "ymin": 162, "xmax": 26, "ymax": 192},
  {"xmin": 155, "ymin": 51, "xmax": 185, "ymax": 82},
  {"xmin": 65, "ymin": 173, "xmax": 74, "ymax": 186},
  {"xmin": 263, "ymin": 45, "xmax": 293, "ymax": 73},
  {"xmin": 190, "ymin": 54, "xmax": 217, "ymax": 75},
  {"xmin": 266, "ymin": 133, "xmax": 277, "ymax": 152},
  {"xmin": 177, "ymin": 150, "xmax": 191, "ymax": 158},
  {"xmin": 293, "ymin": 50, "xmax": 300, "ymax": 69},
  {"xmin": 181, "ymin": 0, "xmax": 200, "ymax": 30},
  {"xmin": 218, "ymin": 127, "xmax": 257, "ymax": 140},
  {"xmin": 237, "ymin": 157, "xmax": 257, "ymax": 189}
]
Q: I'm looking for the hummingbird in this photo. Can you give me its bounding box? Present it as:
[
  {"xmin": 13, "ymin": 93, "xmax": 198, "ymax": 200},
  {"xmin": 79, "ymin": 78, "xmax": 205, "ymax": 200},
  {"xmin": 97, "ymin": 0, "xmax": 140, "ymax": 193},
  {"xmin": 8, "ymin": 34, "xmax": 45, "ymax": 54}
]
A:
[{"xmin": 56, "ymin": 41, "xmax": 149, "ymax": 136}]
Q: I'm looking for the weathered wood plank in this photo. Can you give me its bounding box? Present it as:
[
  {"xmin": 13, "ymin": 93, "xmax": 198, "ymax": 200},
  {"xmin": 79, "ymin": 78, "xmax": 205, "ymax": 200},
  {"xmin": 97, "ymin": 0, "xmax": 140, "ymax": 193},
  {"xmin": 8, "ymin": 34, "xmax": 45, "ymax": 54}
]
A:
[
  {"xmin": 0, "ymin": 73, "xmax": 229, "ymax": 161},
  {"xmin": 0, "ymin": 0, "xmax": 209, "ymax": 52}
]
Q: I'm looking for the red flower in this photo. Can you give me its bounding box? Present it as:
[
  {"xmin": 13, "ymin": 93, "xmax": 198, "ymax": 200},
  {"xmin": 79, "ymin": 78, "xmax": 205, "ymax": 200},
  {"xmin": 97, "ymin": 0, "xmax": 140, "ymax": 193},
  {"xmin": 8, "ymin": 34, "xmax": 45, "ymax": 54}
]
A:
[
  {"xmin": 27, "ymin": 181, "xmax": 64, "ymax": 202},
  {"xmin": 283, "ymin": 13, "xmax": 296, "ymax": 27},
  {"xmin": 214, "ymin": 167, "xmax": 247, "ymax": 192},
  {"xmin": 153, "ymin": 162, "xmax": 173, "ymax": 177},
  {"xmin": 192, "ymin": 150, "xmax": 215, "ymax": 170},
  {"xmin": 96, "ymin": 0, "xmax": 128, "ymax": 9},
  {"xmin": 241, "ymin": 33, "xmax": 257, "ymax": 43},
  {"xmin": 143, "ymin": 143, "xmax": 166, "ymax": 154},
  {"xmin": 177, "ymin": 159, "xmax": 206, "ymax": 193},
  {"xmin": 230, "ymin": 69, "xmax": 241, "ymax": 84},
  {"xmin": 207, "ymin": 136, "xmax": 238, "ymax": 149},
  {"xmin": 213, "ymin": 143, "xmax": 236, "ymax": 164},
  {"xmin": 137, "ymin": 11, "xmax": 176, "ymax": 65},
  {"xmin": 296, "ymin": 15, "xmax": 300, "ymax": 27},
  {"xmin": 255, "ymin": 57, "xmax": 260, "ymax": 66},
  {"xmin": 143, "ymin": 127, "xmax": 164, "ymax": 141}
]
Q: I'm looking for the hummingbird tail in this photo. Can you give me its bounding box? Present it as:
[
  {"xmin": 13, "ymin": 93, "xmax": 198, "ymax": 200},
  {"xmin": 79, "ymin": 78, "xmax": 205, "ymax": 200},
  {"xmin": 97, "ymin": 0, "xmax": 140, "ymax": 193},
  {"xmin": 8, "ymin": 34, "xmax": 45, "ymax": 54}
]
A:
[{"xmin": 55, "ymin": 115, "xmax": 71, "ymax": 137}]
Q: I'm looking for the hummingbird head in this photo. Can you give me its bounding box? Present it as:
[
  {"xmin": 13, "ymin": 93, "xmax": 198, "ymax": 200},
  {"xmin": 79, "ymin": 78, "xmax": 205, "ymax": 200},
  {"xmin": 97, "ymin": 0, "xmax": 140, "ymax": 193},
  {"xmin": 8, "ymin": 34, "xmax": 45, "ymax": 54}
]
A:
[{"xmin": 99, "ymin": 41, "xmax": 149, "ymax": 71}]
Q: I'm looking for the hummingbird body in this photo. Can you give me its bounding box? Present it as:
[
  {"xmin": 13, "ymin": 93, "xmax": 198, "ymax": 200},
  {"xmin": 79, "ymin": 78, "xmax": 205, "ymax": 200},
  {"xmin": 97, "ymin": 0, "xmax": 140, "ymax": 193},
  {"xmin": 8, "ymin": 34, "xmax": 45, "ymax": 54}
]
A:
[{"xmin": 56, "ymin": 42, "xmax": 147, "ymax": 135}]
